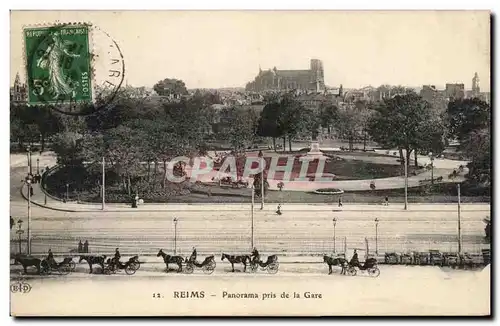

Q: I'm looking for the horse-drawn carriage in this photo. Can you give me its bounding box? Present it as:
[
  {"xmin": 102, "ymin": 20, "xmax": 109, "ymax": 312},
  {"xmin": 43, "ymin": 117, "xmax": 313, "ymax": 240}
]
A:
[
  {"xmin": 103, "ymin": 255, "xmax": 140, "ymax": 275},
  {"xmin": 344, "ymin": 257, "xmax": 380, "ymax": 277},
  {"xmin": 218, "ymin": 176, "xmax": 249, "ymax": 189},
  {"xmin": 40, "ymin": 257, "xmax": 76, "ymax": 276},
  {"xmin": 249, "ymin": 255, "xmax": 279, "ymax": 274},
  {"xmin": 183, "ymin": 255, "xmax": 217, "ymax": 275}
]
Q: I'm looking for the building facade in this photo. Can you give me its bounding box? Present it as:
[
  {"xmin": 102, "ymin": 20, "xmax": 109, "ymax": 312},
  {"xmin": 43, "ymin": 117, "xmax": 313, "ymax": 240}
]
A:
[
  {"xmin": 245, "ymin": 59, "xmax": 325, "ymax": 92},
  {"xmin": 445, "ymin": 83, "xmax": 465, "ymax": 100}
]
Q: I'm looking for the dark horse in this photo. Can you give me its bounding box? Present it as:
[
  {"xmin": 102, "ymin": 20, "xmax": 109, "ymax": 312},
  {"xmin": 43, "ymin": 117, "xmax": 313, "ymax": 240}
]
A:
[
  {"xmin": 13, "ymin": 254, "xmax": 41, "ymax": 274},
  {"xmin": 323, "ymin": 255, "xmax": 348, "ymax": 275},
  {"xmin": 79, "ymin": 255, "xmax": 106, "ymax": 274},
  {"xmin": 252, "ymin": 254, "xmax": 278, "ymax": 268},
  {"xmin": 157, "ymin": 249, "xmax": 184, "ymax": 272},
  {"xmin": 221, "ymin": 253, "xmax": 250, "ymax": 272}
]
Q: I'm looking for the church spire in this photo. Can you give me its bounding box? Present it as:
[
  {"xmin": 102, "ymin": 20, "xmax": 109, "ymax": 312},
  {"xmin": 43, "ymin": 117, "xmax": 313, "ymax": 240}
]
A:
[{"xmin": 14, "ymin": 72, "xmax": 21, "ymax": 86}]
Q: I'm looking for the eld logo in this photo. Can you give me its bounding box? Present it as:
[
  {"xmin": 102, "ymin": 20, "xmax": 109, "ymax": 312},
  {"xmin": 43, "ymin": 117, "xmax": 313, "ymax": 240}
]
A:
[{"xmin": 10, "ymin": 282, "xmax": 32, "ymax": 294}]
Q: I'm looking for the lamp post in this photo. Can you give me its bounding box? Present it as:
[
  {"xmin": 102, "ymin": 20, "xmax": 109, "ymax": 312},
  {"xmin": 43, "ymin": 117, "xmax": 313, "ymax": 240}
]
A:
[
  {"xmin": 27, "ymin": 145, "xmax": 32, "ymax": 175},
  {"xmin": 332, "ymin": 218, "xmax": 337, "ymax": 253},
  {"xmin": 258, "ymin": 151, "xmax": 265, "ymax": 210},
  {"xmin": 25, "ymin": 174, "xmax": 32, "ymax": 255},
  {"xmin": 251, "ymin": 185, "xmax": 255, "ymax": 249},
  {"xmin": 374, "ymin": 218, "xmax": 379, "ymax": 255},
  {"xmin": 66, "ymin": 183, "xmax": 70, "ymax": 201},
  {"xmin": 36, "ymin": 158, "xmax": 40, "ymax": 174},
  {"xmin": 428, "ymin": 152, "xmax": 435, "ymax": 185},
  {"xmin": 173, "ymin": 218, "xmax": 178, "ymax": 255},
  {"xmin": 16, "ymin": 219, "xmax": 24, "ymax": 254}
]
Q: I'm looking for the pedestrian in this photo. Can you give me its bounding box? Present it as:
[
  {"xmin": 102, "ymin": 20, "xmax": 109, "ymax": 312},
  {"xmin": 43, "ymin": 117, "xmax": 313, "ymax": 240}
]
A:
[
  {"xmin": 83, "ymin": 240, "xmax": 89, "ymax": 253},
  {"xmin": 338, "ymin": 196, "xmax": 343, "ymax": 207},
  {"xmin": 384, "ymin": 196, "xmax": 389, "ymax": 206},
  {"xmin": 78, "ymin": 240, "xmax": 83, "ymax": 253},
  {"xmin": 10, "ymin": 216, "xmax": 14, "ymax": 230},
  {"xmin": 29, "ymin": 185, "xmax": 34, "ymax": 196}
]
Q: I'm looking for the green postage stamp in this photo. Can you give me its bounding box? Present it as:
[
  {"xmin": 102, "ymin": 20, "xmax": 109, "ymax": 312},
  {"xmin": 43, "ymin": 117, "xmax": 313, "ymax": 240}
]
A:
[{"xmin": 23, "ymin": 24, "xmax": 92, "ymax": 105}]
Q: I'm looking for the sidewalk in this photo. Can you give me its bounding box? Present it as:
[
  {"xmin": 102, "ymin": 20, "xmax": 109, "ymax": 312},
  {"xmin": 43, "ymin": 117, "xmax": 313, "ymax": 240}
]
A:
[{"xmin": 22, "ymin": 182, "xmax": 490, "ymax": 213}]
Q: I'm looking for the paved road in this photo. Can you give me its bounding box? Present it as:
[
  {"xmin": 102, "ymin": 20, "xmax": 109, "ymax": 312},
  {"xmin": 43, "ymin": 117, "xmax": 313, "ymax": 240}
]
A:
[
  {"xmin": 10, "ymin": 264, "xmax": 490, "ymax": 316},
  {"xmin": 10, "ymin": 201, "xmax": 490, "ymax": 255}
]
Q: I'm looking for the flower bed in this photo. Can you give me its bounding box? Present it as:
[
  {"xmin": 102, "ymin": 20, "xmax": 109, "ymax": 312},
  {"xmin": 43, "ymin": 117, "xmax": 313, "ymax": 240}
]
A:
[{"xmin": 313, "ymin": 188, "xmax": 344, "ymax": 195}]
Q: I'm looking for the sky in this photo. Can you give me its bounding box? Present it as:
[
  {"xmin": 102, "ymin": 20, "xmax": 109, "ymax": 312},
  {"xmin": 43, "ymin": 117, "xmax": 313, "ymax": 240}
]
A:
[{"xmin": 10, "ymin": 10, "xmax": 491, "ymax": 91}]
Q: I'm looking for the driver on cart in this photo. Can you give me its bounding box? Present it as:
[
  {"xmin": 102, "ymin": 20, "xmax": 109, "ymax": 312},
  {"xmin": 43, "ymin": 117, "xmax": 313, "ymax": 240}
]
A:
[
  {"xmin": 189, "ymin": 247, "xmax": 197, "ymax": 263},
  {"xmin": 349, "ymin": 249, "xmax": 360, "ymax": 268},
  {"xmin": 113, "ymin": 248, "xmax": 121, "ymax": 269},
  {"xmin": 47, "ymin": 249, "xmax": 56, "ymax": 267},
  {"xmin": 250, "ymin": 247, "xmax": 260, "ymax": 265}
]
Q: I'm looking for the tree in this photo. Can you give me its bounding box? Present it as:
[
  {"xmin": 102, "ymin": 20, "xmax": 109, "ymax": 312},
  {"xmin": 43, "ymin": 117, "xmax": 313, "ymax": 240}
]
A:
[
  {"xmin": 336, "ymin": 104, "xmax": 364, "ymax": 151},
  {"xmin": 317, "ymin": 103, "xmax": 338, "ymax": 136},
  {"xmin": 367, "ymin": 93, "xmax": 446, "ymax": 170},
  {"xmin": 278, "ymin": 94, "xmax": 315, "ymax": 151},
  {"xmin": 447, "ymin": 98, "xmax": 490, "ymax": 146},
  {"xmin": 219, "ymin": 107, "xmax": 256, "ymax": 152},
  {"xmin": 447, "ymin": 98, "xmax": 491, "ymax": 184},
  {"xmin": 51, "ymin": 132, "xmax": 84, "ymax": 166},
  {"xmin": 153, "ymin": 78, "xmax": 188, "ymax": 97},
  {"xmin": 257, "ymin": 101, "xmax": 283, "ymax": 151}
]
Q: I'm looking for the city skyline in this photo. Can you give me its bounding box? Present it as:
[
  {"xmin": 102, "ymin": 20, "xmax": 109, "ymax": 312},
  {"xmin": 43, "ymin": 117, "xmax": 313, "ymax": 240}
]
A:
[{"xmin": 10, "ymin": 11, "xmax": 491, "ymax": 91}]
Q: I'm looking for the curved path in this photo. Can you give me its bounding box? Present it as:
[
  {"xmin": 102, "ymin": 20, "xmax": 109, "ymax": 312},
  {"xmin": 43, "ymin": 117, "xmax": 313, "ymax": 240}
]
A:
[{"xmin": 200, "ymin": 148, "xmax": 469, "ymax": 191}]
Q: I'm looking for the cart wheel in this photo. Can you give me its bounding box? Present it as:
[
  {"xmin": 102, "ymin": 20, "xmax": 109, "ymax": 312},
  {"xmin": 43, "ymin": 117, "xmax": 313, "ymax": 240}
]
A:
[
  {"xmin": 69, "ymin": 261, "xmax": 76, "ymax": 271},
  {"xmin": 125, "ymin": 265, "xmax": 136, "ymax": 275},
  {"xmin": 104, "ymin": 267, "xmax": 112, "ymax": 275},
  {"xmin": 203, "ymin": 265, "xmax": 214, "ymax": 275},
  {"xmin": 130, "ymin": 261, "xmax": 140, "ymax": 271},
  {"xmin": 368, "ymin": 267, "xmax": 380, "ymax": 277},
  {"xmin": 347, "ymin": 267, "xmax": 357, "ymax": 276},
  {"xmin": 185, "ymin": 264, "xmax": 194, "ymax": 274},
  {"xmin": 267, "ymin": 262, "xmax": 279, "ymax": 274},
  {"xmin": 250, "ymin": 263, "xmax": 258, "ymax": 273},
  {"xmin": 59, "ymin": 264, "xmax": 71, "ymax": 275}
]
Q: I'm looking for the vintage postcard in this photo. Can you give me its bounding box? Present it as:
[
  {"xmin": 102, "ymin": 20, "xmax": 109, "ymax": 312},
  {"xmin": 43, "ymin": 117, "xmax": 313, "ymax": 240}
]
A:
[{"xmin": 9, "ymin": 10, "xmax": 491, "ymax": 316}]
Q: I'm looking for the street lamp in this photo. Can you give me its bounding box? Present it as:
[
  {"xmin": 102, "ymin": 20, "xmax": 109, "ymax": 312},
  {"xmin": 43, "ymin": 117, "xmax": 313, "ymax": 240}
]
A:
[
  {"xmin": 251, "ymin": 184, "xmax": 255, "ymax": 249},
  {"xmin": 332, "ymin": 218, "xmax": 337, "ymax": 253},
  {"xmin": 16, "ymin": 219, "xmax": 24, "ymax": 254},
  {"xmin": 24, "ymin": 174, "xmax": 32, "ymax": 255},
  {"xmin": 66, "ymin": 183, "xmax": 70, "ymax": 201},
  {"xmin": 428, "ymin": 152, "xmax": 435, "ymax": 185},
  {"xmin": 173, "ymin": 218, "xmax": 178, "ymax": 255},
  {"xmin": 258, "ymin": 150, "xmax": 265, "ymax": 210},
  {"xmin": 26, "ymin": 145, "xmax": 32, "ymax": 175},
  {"xmin": 374, "ymin": 218, "xmax": 379, "ymax": 255}
]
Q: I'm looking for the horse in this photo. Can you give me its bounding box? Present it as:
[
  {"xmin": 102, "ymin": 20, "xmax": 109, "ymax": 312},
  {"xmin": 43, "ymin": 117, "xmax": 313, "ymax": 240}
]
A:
[
  {"xmin": 221, "ymin": 253, "xmax": 250, "ymax": 272},
  {"xmin": 79, "ymin": 255, "xmax": 106, "ymax": 274},
  {"xmin": 13, "ymin": 254, "xmax": 41, "ymax": 274},
  {"xmin": 323, "ymin": 255, "xmax": 348, "ymax": 275},
  {"xmin": 157, "ymin": 249, "xmax": 184, "ymax": 272}
]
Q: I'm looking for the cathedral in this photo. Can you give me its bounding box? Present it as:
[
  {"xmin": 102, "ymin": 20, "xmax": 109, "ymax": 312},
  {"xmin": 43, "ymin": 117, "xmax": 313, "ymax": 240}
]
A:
[
  {"xmin": 10, "ymin": 73, "xmax": 27, "ymax": 104},
  {"xmin": 245, "ymin": 59, "xmax": 325, "ymax": 92}
]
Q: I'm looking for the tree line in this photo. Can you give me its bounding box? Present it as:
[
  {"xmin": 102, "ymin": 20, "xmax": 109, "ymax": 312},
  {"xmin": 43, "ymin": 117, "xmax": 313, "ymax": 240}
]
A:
[{"xmin": 10, "ymin": 78, "xmax": 491, "ymax": 193}]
